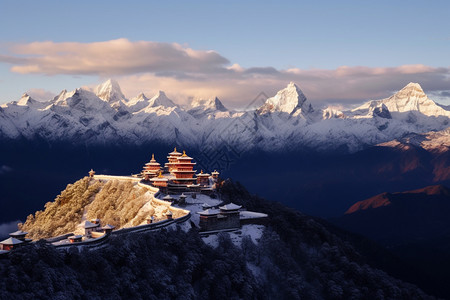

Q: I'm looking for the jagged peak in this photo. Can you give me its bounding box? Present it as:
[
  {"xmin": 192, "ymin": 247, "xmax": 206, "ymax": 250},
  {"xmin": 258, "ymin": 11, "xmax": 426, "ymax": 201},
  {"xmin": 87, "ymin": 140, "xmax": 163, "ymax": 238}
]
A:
[
  {"xmin": 17, "ymin": 93, "xmax": 32, "ymax": 106},
  {"xmin": 258, "ymin": 82, "xmax": 310, "ymax": 115},
  {"xmin": 190, "ymin": 96, "xmax": 227, "ymax": 112},
  {"xmin": 147, "ymin": 90, "xmax": 177, "ymax": 108},
  {"xmin": 136, "ymin": 92, "xmax": 147, "ymax": 100},
  {"xmin": 393, "ymin": 82, "xmax": 426, "ymax": 98},
  {"xmin": 94, "ymin": 79, "xmax": 126, "ymax": 102}
]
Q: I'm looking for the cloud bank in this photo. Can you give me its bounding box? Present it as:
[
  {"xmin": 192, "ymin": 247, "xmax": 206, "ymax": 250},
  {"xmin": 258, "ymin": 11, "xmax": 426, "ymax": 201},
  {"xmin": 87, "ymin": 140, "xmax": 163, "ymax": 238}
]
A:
[{"xmin": 1, "ymin": 39, "xmax": 450, "ymax": 107}]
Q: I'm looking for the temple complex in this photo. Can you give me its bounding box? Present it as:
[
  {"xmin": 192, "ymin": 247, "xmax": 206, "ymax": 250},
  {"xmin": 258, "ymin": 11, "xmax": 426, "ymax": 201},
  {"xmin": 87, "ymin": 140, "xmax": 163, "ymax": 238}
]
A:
[{"xmin": 142, "ymin": 148, "xmax": 220, "ymax": 194}]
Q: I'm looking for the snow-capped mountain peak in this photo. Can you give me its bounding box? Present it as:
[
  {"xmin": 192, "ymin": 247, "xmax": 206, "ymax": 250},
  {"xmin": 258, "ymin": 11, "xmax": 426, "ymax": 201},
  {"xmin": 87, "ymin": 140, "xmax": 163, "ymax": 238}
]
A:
[
  {"xmin": 190, "ymin": 97, "xmax": 227, "ymax": 112},
  {"xmin": 351, "ymin": 82, "xmax": 450, "ymax": 119},
  {"xmin": 258, "ymin": 81, "xmax": 311, "ymax": 115},
  {"xmin": 94, "ymin": 79, "xmax": 126, "ymax": 103},
  {"xmin": 17, "ymin": 93, "xmax": 36, "ymax": 106},
  {"xmin": 147, "ymin": 91, "xmax": 177, "ymax": 108},
  {"xmin": 380, "ymin": 82, "xmax": 450, "ymax": 117},
  {"xmin": 2, "ymin": 80, "xmax": 450, "ymax": 154}
]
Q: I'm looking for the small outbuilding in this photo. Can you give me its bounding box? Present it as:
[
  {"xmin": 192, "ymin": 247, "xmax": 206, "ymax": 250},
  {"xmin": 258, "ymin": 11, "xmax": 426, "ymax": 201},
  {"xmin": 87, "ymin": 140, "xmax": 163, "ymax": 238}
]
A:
[
  {"xmin": 162, "ymin": 195, "xmax": 174, "ymax": 202},
  {"xmin": 83, "ymin": 220, "xmax": 100, "ymax": 236},
  {"xmin": 68, "ymin": 235, "xmax": 83, "ymax": 243},
  {"xmin": 100, "ymin": 224, "xmax": 115, "ymax": 234},
  {"xmin": 0, "ymin": 237, "xmax": 24, "ymax": 251},
  {"xmin": 9, "ymin": 230, "xmax": 31, "ymax": 242}
]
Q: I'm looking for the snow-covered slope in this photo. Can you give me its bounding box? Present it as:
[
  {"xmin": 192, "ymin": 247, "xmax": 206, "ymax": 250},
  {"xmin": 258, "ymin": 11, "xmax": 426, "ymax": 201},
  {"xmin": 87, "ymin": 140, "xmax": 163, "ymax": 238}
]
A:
[{"xmin": 1, "ymin": 80, "xmax": 449, "ymax": 153}]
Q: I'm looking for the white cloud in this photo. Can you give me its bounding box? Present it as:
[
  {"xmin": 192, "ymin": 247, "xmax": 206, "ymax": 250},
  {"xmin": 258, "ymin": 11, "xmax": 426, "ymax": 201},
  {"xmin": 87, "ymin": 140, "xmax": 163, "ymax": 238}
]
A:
[
  {"xmin": 0, "ymin": 39, "xmax": 229, "ymax": 76},
  {"xmin": 26, "ymin": 88, "xmax": 57, "ymax": 101}
]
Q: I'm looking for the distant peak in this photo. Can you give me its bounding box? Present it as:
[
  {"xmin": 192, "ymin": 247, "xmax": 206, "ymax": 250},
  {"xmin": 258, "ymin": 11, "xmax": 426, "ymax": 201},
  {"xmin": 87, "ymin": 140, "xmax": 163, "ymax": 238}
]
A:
[
  {"xmin": 148, "ymin": 90, "xmax": 177, "ymax": 108},
  {"xmin": 190, "ymin": 96, "xmax": 228, "ymax": 112},
  {"xmin": 17, "ymin": 92, "xmax": 36, "ymax": 106},
  {"xmin": 94, "ymin": 79, "xmax": 126, "ymax": 102},
  {"xmin": 258, "ymin": 82, "xmax": 310, "ymax": 114}
]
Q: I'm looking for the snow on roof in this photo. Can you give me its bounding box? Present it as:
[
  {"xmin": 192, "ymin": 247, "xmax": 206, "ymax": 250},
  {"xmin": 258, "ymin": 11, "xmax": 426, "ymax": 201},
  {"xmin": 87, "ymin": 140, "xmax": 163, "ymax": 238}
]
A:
[
  {"xmin": 83, "ymin": 220, "xmax": 99, "ymax": 229},
  {"xmin": 197, "ymin": 172, "xmax": 210, "ymax": 176},
  {"xmin": 197, "ymin": 209, "xmax": 220, "ymax": 216},
  {"xmin": 179, "ymin": 193, "xmax": 187, "ymax": 198},
  {"xmin": 219, "ymin": 203, "xmax": 242, "ymax": 211},
  {"xmin": 151, "ymin": 177, "xmax": 168, "ymax": 182},
  {"xmin": 163, "ymin": 195, "xmax": 174, "ymax": 200},
  {"xmin": 177, "ymin": 156, "xmax": 194, "ymax": 160},
  {"xmin": 0, "ymin": 237, "xmax": 24, "ymax": 245},
  {"xmin": 239, "ymin": 211, "xmax": 268, "ymax": 219},
  {"xmin": 101, "ymin": 224, "xmax": 115, "ymax": 230},
  {"xmin": 9, "ymin": 230, "xmax": 28, "ymax": 236}
]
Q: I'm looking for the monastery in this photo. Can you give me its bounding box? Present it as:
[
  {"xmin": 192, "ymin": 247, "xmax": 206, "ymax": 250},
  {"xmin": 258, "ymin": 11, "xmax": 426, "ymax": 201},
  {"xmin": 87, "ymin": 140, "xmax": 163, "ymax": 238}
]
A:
[
  {"xmin": 0, "ymin": 147, "xmax": 267, "ymax": 256},
  {"xmin": 141, "ymin": 148, "xmax": 220, "ymax": 195}
]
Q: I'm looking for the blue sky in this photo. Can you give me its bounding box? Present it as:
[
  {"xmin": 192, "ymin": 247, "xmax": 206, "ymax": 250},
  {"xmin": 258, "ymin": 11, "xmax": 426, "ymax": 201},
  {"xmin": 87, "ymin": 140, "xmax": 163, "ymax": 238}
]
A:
[{"xmin": 1, "ymin": 0, "xmax": 449, "ymax": 107}]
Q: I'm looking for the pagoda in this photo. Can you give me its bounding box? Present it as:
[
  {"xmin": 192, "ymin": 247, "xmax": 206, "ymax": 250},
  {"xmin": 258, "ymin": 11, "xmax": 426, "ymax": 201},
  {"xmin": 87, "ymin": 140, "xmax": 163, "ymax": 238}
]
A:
[
  {"xmin": 171, "ymin": 150, "xmax": 197, "ymax": 185},
  {"xmin": 165, "ymin": 147, "xmax": 182, "ymax": 172},
  {"xmin": 150, "ymin": 171, "xmax": 168, "ymax": 187},
  {"xmin": 142, "ymin": 154, "xmax": 161, "ymax": 179}
]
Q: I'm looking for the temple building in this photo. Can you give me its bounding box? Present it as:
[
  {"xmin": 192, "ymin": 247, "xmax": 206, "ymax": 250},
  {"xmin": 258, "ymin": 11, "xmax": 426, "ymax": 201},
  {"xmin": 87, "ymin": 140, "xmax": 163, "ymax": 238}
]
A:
[
  {"xmin": 142, "ymin": 154, "xmax": 161, "ymax": 180},
  {"xmin": 172, "ymin": 151, "xmax": 197, "ymax": 184},
  {"xmin": 196, "ymin": 170, "xmax": 210, "ymax": 186},
  {"xmin": 83, "ymin": 220, "xmax": 100, "ymax": 236},
  {"xmin": 211, "ymin": 170, "xmax": 220, "ymax": 180},
  {"xmin": 197, "ymin": 203, "xmax": 242, "ymax": 231},
  {"xmin": 101, "ymin": 224, "xmax": 115, "ymax": 234},
  {"xmin": 142, "ymin": 147, "xmax": 221, "ymax": 194},
  {"xmin": 9, "ymin": 230, "xmax": 31, "ymax": 243},
  {"xmin": 0, "ymin": 237, "xmax": 24, "ymax": 251},
  {"xmin": 68, "ymin": 235, "xmax": 82, "ymax": 243},
  {"xmin": 167, "ymin": 150, "xmax": 198, "ymax": 192},
  {"xmin": 165, "ymin": 147, "xmax": 182, "ymax": 172},
  {"xmin": 150, "ymin": 171, "xmax": 168, "ymax": 187}
]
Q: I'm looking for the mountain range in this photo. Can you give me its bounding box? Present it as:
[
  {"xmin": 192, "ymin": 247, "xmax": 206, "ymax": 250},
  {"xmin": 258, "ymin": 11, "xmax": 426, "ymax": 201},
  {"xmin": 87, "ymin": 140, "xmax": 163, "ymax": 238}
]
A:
[{"xmin": 1, "ymin": 79, "xmax": 450, "ymax": 153}]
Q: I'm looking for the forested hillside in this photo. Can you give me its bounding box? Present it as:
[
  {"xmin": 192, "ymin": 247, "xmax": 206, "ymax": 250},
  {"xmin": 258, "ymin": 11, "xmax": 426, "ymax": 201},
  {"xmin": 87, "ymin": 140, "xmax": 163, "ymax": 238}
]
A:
[
  {"xmin": 0, "ymin": 180, "xmax": 434, "ymax": 299},
  {"xmin": 20, "ymin": 178, "xmax": 161, "ymax": 240}
]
